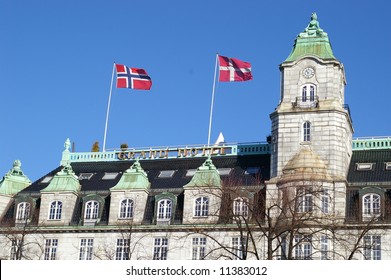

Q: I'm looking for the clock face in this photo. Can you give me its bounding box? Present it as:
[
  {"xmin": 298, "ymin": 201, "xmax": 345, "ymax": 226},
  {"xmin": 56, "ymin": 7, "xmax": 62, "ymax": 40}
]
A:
[{"xmin": 303, "ymin": 67, "xmax": 315, "ymax": 78}]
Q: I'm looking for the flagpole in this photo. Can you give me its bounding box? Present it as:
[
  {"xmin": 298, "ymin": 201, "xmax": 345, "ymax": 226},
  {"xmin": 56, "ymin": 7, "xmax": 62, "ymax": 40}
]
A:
[
  {"xmin": 207, "ymin": 54, "xmax": 219, "ymax": 148},
  {"xmin": 103, "ymin": 62, "xmax": 116, "ymax": 152}
]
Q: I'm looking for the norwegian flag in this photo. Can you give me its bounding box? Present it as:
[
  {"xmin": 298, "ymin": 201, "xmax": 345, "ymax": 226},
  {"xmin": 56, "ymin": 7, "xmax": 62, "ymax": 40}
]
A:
[
  {"xmin": 115, "ymin": 64, "xmax": 152, "ymax": 90},
  {"xmin": 218, "ymin": 55, "xmax": 253, "ymax": 82}
]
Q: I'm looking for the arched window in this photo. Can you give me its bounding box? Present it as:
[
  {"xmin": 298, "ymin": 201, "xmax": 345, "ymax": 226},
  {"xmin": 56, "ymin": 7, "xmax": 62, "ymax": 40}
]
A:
[
  {"xmin": 48, "ymin": 201, "xmax": 62, "ymax": 220},
  {"xmin": 16, "ymin": 202, "xmax": 31, "ymax": 221},
  {"xmin": 363, "ymin": 194, "xmax": 381, "ymax": 217},
  {"xmin": 157, "ymin": 199, "xmax": 172, "ymax": 221},
  {"xmin": 85, "ymin": 200, "xmax": 99, "ymax": 220},
  {"xmin": 303, "ymin": 121, "xmax": 311, "ymax": 142},
  {"xmin": 194, "ymin": 197, "xmax": 209, "ymax": 217},
  {"xmin": 119, "ymin": 199, "xmax": 134, "ymax": 219},
  {"xmin": 233, "ymin": 197, "xmax": 249, "ymax": 218}
]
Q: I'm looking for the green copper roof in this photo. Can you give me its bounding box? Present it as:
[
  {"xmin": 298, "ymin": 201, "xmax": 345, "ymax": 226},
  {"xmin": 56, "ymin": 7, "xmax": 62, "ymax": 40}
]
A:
[
  {"xmin": 110, "ymin": 159, "xmax": 150, "ymax": 191},
  {"xmin": 41, "ymin": 163, "xmax": 80, "ymax": 193},
  {"xmin": 184, "ymin": 156, "xmax": 221, "ymax": 188},
  {"xmin": 0, "ymin": 160, "xmax": 31, "ymax": 195},
  {"xmin": 284, "ymin": 13, "xmax": 336, "ymax": 62}
]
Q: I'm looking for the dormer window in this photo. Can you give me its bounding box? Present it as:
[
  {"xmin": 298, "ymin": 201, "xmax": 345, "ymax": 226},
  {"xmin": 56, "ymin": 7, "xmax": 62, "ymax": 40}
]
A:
[
  {"xmin": 119, "ymin": 199, "xmax": 134, "ymax": 219},
  {"xmin": 79, "ymin": 173, "xmax": 94, "ymax": 180},
  {"xmin": 157, "ymin": 199, "xmax": 172, "ymax": 222},
  {"xmin": 218, "ymin": 168, "xmax": 232, "ymax": 176},
  {"xmin": 194, "ymin": 197, "xmax": 209, "ymax": 217},
  {"xmin": 233, "ymin": 197, "xmax": 249, "ymax": 218},
  {"xmin": 357, "ymin": 163, "xmax": 374, "ymax": 171},
  {"xmin": 85, "ymin": 200, "xmax": 99, "ymax": 220},
  {"xmin": 48, "ymin": 201, "xmax": 62, "ymax": 220},
  {"xmin": 158, "ymin": 170, "xmax": 176, "ymax": 178},
  {"xmin": 16, "ymin": 202, "xmax": 30, "ymax": 222},
  {"xmin": 41, "ymin": 176, "xmax": 53, "ymax": 184},
  {"xmin": 363, "ymin": 193, "xmax": 380, "ymax": 218},
  {"xmin": 102, "ymin": 172, "xmax": 119, "ymax": 180}
]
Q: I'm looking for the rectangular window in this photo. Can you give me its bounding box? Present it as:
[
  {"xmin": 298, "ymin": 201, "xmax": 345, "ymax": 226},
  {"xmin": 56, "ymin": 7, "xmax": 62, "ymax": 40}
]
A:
[
  {"xmin": 297, "ymin": 188, "xmax": 313, "ymax": 213},
  {"xmin": 232, "ymin": 237, "xmax": 246, "ymax": 260},
  {"xmin": 364, "ymin": 235, "xmax": 381, "ymax": 260},
  {"xmin": 153, "ymin": 238, "xmax": 168, "ymax": 260},
  {"xmin": 41, "ymin": 176, "xmax": 53, "ymax": 184},
  {"xmin": 280, "ymin": 236, "xmax": 287, "ymax": 260},
  {"xmin": 294, "ymin": 235, "xmax": 312, "ymax": 260},
  {"xmin": 194, "ymin": 197, "xmax": 209, "ymax": 217},
  {"xmin": 78, "ymin": 173, "xmax": 94, "ymax": 180},
  {"xmin": 217, "ymin": 168, "xmax": 232, "ymax": 176},
  {"xmin": 102, "ymin": 172, "xmax": 119, "ymax": 180},
  {"xmin": 321, "ymin": 188, "xmax": 329, "ymax": 214},
  {"xmin": 356, "ymin": 163, "xmax": 374, "ymax": 171},
  {"xmin": 158, "ymin": 170, "xmax": 175, "ymax": 178},
  {"xmin": 303, "ymin": 122, "xmax": 311, "ymax": 142},
  {"xmin": 115, "ymin": 239, "xmax": 130, "ymax": 260},
  {"xmin": 10, "ymin": 239, "xmax": 21, "ymax": 260},
  {"xmin": 185, "ymin": 169, "xmax": 197, "ymax": 177},
  {"xmin": 320, "ymin": 235, "xmax": 329, "ymax": 260},
  {"xmin": 192, "ymin": 237, "xmax": 206, "ymax": 260},
  {"xmin": 245, "ymin": 167, "xmax": 260, "ymax": 175},
  {"xmin": 16, "ymin": 202, "xmax": 30, "ymax": 222},
  {"xmin": 44, "ymin": 239, "xmax": 58, "ymax": 260},
  {"xmin": 79, "ymin": 238, "xmax": 94, "ymax": 260},
  {"xmin": 233, "ymin": 198, "xmax": 249, "ymax": 218}
]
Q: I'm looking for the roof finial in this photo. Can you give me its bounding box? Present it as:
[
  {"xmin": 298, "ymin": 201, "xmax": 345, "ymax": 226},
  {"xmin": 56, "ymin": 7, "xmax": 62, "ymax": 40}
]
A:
[{"xmin": 301, "ymin": 12, "xmax": 325, "ymax": 37}]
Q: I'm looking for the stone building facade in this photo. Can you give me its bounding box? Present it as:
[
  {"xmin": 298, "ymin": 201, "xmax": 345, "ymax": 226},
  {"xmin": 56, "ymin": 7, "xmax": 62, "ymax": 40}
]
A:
[{"xmin": 1, "ymin": 13, "xmax": 391, "ymax": 260}]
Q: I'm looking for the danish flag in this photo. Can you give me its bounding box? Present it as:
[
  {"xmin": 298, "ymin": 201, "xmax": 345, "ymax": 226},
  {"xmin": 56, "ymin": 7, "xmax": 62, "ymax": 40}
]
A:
[
  {"xmin": 218, "ymin": 55, "xmax": 253, "ymax": 82},
  {"xmin": 115, "ymin": 64, "xmax": 152, "ymax": 90}
]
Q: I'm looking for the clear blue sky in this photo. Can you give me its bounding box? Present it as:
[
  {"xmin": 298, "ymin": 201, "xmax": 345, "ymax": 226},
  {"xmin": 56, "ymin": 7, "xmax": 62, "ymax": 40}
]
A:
[{"xmin": 1, "ymin": 0, "xmax": 390, "ymax": 181}]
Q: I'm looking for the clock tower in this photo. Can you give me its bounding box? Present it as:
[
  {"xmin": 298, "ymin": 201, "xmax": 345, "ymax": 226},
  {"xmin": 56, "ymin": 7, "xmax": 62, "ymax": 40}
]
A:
[{"xmin": 269, "ymin": 13, "xmax": 353, "ymax": 182}]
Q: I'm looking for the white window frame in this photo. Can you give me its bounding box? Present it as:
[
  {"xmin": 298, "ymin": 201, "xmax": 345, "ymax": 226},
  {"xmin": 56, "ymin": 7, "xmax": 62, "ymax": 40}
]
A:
[
  {"xmin": 294, "ymin": 235, "xmax": 312, "ymax": 260},
  {"xmin": 115, "ymin": 238, "xmax": 130, "ymax": 260},
  {"xmin": 119, "ymin": 198, "xmax": 134, "ymax": 219},
  {"xmin": 303, "ymin": 121, "xmax": 311, "ymax": 142},
  {"xmin": 231, "ymin": 237, "xmax": 246, "ymax": 260},
  {"xmin": 301, "ymin": 84, "xmax": 316, "ymax": 102},
  {"xmin": 48, "ymin": 201, "xmax": 62, "ymax": 220},
  {"xmin": 79, "ymin": 238, "xmax": 94, "ymax": 260},
  {"xmin": 233, "ymin": 197, "xmax": 249, "ymax": 218},
  {"xmin": 16, "ymin": 202, "xmax": 31, "ymax": 221},
  {"xmin": 157, "ymin": 199, "xmax": 172, "ymax": 221},
  {"xmin": 321, "ymin": 188, "xmax": 329, "ymax": 214},
  {"xmin": 297, "ymin": 188, "xmax": 313, "ymax": 213},
  {"xmin": 153, "ymin": 238, "xmax": 168, "ymax": 260},
  {"xmin": 363, "ymin": 235, "xmax": 381, "ymax": 260},
  {"xmin": 363, "ymin": 193, "xmax": 381, "ymax": 218},
  {"xmin": 84, "ymin": 200, "xmax": 99, "ymax": 220},
  {"xmin": 320, "ymin": 235, "xmax": 329, "ymax": 260},
  {"xmin": 192, "ymin": 237, "xmax": 206, "ymax": 260},
  {"xmin": 10, "ymin": 239, "xmax": 21, "ymax": 260},
  {"xmin": 194, "ymin": 197, "xmax": 209, "ymax": 217},
  {"xmin": 357, "ymin": 163, "xmax": 374, "ymax": 171},
  {"xmin": 44, "ymin": 239, "xmax": 58, "ymax": 260}
]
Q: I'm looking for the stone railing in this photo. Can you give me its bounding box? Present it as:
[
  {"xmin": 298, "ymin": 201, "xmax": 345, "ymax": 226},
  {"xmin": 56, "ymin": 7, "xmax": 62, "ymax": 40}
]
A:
[{"xmin": 352, "ymin": 137, "xmax": 391, "ymax": 150}]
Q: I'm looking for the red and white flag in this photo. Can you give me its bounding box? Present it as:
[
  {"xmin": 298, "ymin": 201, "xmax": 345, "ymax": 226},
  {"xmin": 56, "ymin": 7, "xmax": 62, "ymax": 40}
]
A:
[
  {"xmin": 218, "ymin": 55, "xmax": 252, "ymax": 82},
  {"xmin": 115, "ymin": 64, "xmax": 152, "ymax": 90}
]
